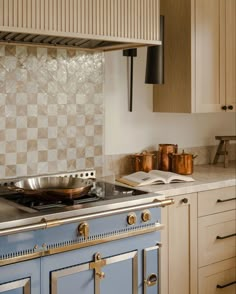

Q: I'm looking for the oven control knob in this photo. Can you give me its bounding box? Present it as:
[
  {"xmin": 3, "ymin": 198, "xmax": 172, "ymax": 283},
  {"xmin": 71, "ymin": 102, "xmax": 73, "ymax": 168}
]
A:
[
  {"xmin": 78, "ymin": 222, "xmax": 89, "ymax": 240},
  {"xmin": 142, "ymin": 210, "xmax": 151, "ymax": 222},
  {"xmin": 127, "ymin": 213, "xmax": 137, "ymax": 225}
]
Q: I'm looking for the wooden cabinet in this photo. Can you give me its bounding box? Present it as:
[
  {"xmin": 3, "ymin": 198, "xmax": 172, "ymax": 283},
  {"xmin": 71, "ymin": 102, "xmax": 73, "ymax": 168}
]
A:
[
  {"xmin": 225, "ymin": 0, "xmax": 236, "ymax": 110},
  {"xmin": 161, "ymin": 186, "xmax": 236, "ymax": 294},
  {"xmin": 198, "ymin": 186, "xmax": 236, "ymax": 294},
  {"xmin": 160, "ymin": 193, "xmax": 198, "ymax": 294},
  {"xmin": 199, "ymin": 258, "xmax": 236, "ymax": 294},
  {"xmin": 0, "ymin": 259, "xmax": 40, "ymax": 294},
  {"xmin": 153, "ymin": 0, "xmax": 236, "ymax": 113},
  {"xmin": 198, "ymin": 210, "xmax": 236, "ymax": 267}
]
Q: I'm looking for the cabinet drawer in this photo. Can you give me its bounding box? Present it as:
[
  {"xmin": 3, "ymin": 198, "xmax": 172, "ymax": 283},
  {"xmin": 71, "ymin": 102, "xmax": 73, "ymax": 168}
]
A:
[
  {"xmin": 198, "ymin": 210, "xmax": 236, "ymax": 267},
  {"xmin": 199, "ymin": 258, "xmax": 236, "ymax": 294},
  {"xmin": 198, "ymin": 186, "xmax": 236, "ymax": 217}
]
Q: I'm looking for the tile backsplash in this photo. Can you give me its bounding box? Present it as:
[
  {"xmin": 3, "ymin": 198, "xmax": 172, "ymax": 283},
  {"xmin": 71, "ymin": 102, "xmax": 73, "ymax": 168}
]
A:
[{"xmin": 0, "ymin": 45, "xmax": 104, "ymax": 178}]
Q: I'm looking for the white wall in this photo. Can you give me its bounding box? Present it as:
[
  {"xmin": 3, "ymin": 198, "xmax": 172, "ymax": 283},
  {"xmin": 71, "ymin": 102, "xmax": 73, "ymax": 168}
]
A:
[{"xmin": 104, "ymin": 47, "xmax": 235, "ymax": 155}]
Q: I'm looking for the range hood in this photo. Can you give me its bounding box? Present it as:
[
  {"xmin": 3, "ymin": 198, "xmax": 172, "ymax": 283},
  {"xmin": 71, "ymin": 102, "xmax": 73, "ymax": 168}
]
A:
[
  {"xmin": 0, "ymin": 30, "xmax": 145, "ymax": 52},
  {"xmin": 0, "ymin": 0, "xmax": 161, "ymax": 52}
]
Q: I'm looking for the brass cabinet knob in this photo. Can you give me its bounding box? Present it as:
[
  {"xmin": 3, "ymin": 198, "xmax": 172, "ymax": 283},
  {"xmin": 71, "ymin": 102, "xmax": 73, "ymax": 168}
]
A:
[
  {"xmin": 142, "ymin": 210, "xmax": 151, "ymax": 222},
  {"xmin": 78, "ymin": 222, "xmax": 89, "ymax": 240},
  {"xmin": 127, "ymin": 213, "xmax": 137, "ymax": 225}
]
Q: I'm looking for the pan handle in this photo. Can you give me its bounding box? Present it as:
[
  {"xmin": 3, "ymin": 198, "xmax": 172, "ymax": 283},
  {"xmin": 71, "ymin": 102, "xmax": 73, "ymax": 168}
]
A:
[{"xmin": 7, "ymin": 186, "xmax": 25, "ymax": 193}]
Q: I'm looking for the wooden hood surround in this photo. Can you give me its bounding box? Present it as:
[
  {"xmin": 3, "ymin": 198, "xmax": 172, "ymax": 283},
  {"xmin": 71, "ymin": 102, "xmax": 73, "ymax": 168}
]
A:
[{"xmin": 0, "ymin": 0, "xmax": 161, "ymax": 51}]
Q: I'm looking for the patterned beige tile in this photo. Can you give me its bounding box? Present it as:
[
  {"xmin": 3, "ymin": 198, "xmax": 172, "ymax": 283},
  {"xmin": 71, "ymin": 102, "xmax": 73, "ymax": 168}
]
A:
[
  {"xmin": 0, "ymin": 44, "xmax": 104, "ymax": 178},
  {"xmin": 38, "ymin": 150, "xmax": 48, "ymax": 162},
  {"xmin": 17, "ymin": 128, "xmax": 27, "ymax": 140},
  {"xmin": 17, "ymin": 152, "xmax": 27, "ymax": 164},
  {"xmin": 6, "ymin": 165, "xmax": 16, "ymax": 177},
  {"xmin": 27, "ymin": 140, "xmax": 38, "ymax": 152},
  {"xmin": 6, "ymin": 117, "xmax": 16, "ymax": 129},
  {"xmin": 6, "ymin": 141, "xmax": 16, "ymax": 153},
  {"xmin": 0, "ymin": 153, "xmax": 5, "ymax": 165}
]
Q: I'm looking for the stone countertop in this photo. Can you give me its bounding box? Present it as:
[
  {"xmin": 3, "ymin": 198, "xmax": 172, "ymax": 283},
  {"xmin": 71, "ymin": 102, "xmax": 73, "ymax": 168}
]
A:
[
  {"xmin": 0, "ymin": 162, "xmax": 235, "ymax": 231},
  {"xmin": 131, "ymin": 162, "xmax": 236, "ymax": 197}
]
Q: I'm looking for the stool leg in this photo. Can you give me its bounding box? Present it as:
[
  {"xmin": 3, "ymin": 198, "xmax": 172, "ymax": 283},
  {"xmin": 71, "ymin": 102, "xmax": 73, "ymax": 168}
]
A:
[
  {"xmin": 213, "ymin": 140, "xmax": 224, "ymax": 164},
  {"xmin": 224, "ymin": 140, "xmax": 229, "ymax": 168}
]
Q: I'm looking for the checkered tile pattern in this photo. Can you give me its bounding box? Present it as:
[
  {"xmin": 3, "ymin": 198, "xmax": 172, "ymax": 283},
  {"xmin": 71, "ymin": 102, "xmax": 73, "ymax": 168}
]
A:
[{"xmin": 0, "ymin": 45, "xmax": 104, "ymax": 178}]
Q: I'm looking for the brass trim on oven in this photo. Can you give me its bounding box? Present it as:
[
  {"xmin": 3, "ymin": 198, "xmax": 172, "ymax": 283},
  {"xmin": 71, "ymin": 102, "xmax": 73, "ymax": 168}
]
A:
[
  {"xmin": 0, "ymin": 223, "xmax": 164, "ymax": 267},
  {"xmin": 0, "ymin": 198, "xmax": 174, "ymax": 237},
  {"xmin": 0, "ymin": 252, "xmax": 41, "ymax": 266},
  {"xmin": 0, "ymin": 277, "xmax": 30, "ymax": 294},
  {"xmin": 45, "ymin": 223, "xmax": 164, "ymax": 256}
]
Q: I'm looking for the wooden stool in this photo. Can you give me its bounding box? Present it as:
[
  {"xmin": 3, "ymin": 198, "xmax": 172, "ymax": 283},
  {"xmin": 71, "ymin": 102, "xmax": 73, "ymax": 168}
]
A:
[{"xmin": 213, "ymin": 136, "xmax": 236, "ymax": 167}]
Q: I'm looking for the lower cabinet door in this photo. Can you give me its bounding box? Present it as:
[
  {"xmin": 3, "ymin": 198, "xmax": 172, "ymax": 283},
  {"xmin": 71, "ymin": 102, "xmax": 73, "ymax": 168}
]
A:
[
  {"xmin": 143, "ymin": 245, "xmax": 159, "ymax": 294},
  {"xmin": 50, "ymin": 250, "xmax": 138, "ymax": 294},
  {"xmin": 199, "ymin": 258, "xmax": 236, "ymax": 294},
  {"xmin": 51, "ymin": 261, "xmax": 94, "ymax": 294},
  {"xmin": 0, "ymin": 259, "xmax": 40, "ymax": 294},
  {"xmin": 100, "ymin": 251, "xmax": 138, "ymax": 294},
  {"xmin": 167, "ymin": 194, "xmax": 198, "ymax": 294}
]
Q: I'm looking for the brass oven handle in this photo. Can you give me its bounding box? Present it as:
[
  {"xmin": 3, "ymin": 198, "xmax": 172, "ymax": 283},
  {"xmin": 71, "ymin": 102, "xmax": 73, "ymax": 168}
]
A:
[
  {"xmin": 216, "ymin": 233, "xmax": 236, "ymax": 240},
  {"xmin": 0, "ymin": 198, "xmax": 174, "ymax": 236},
  {"xmin": 144, "ymin": 273, "xmax": 158, "ymax": 287},
  {"xmin": 216, "ymin": 281, "xmax": 236, "ymax": 288},
  {"xmin": 217, "ymin": 197, "xmax": 236, "ymax": 203}
]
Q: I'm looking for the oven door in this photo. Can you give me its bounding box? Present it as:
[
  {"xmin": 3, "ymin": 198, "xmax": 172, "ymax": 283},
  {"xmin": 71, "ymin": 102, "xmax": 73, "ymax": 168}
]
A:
[{"xmin": 42, "ymin": 234, "xmax": 160, "ymax": 294}]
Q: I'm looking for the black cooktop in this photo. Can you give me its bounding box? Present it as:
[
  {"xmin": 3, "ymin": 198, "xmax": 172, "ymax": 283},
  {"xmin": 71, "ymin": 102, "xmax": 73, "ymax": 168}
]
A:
[{"xmin": 0, "ymin": 181, "xmax": 148, "ymax": 211}]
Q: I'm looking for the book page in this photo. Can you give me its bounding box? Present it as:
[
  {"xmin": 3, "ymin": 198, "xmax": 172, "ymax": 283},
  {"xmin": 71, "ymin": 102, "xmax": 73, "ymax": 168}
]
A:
[
  {"xmin": 149, "ymin": 170, "xmax": 194, "ymax": 183},
  {"xmin": 117, "ymin": 171, "xmax": 165, "ymax": 186}
]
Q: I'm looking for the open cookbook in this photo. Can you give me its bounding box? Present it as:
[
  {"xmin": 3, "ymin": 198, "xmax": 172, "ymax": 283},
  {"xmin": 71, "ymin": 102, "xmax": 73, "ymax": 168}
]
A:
[{"xmin": 116, "ymin": 170, "xmax": 195, "ymax": 187}]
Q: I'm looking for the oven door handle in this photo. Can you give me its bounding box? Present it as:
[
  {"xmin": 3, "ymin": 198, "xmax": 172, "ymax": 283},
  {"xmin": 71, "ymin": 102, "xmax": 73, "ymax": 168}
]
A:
[{"xmin": 0, "ymin": 198, "xmax": 174, "ymax": 236}]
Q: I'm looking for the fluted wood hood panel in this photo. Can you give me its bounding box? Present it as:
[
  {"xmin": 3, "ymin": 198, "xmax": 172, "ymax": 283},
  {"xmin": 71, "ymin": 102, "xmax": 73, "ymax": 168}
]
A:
[{"xmin": 0, "ymin": 0, "xmax": 161, "ymax": 51}]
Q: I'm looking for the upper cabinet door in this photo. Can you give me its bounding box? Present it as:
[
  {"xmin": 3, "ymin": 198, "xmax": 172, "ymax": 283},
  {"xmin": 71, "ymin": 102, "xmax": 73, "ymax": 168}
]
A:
[
  {"xmin": 153, "ymin": 0, "xmax": 235, "ymax": 113},
  {"xmin": 195, "ymin": 0, "xmax": 222, "ymax": 112},
  {"xmin": 195, "ymin": 0, "xmax": 236, "ymax": 112},
  {"xmin": 225, "ymin": 0, "xmax": 236, "ymax": 111}
]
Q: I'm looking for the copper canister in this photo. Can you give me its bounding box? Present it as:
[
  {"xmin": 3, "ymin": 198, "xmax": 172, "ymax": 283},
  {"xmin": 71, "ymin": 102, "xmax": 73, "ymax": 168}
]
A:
[
  {"xmin": 131, "ymin": 151, "xmax": 157, "ymax": 172},
  {"xmin": 171, "ymin": 151, "xmax": 197, "ymax": 175},
  {"xmin": 157, "ymin": 144, "xmax": 178, "ymax": 171}
]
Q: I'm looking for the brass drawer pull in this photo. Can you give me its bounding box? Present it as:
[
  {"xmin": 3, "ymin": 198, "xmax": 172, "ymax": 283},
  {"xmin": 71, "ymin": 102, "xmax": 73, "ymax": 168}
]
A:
[
  {"xmin": 217, "ymin": 197, "xmax": 236, "ymax": 203},
  {"xmin": 216, "ymin": 233, "xmax": 236, "ymax": 240},
  {"xmin": 216, "ymin": 281, "xmax": 236, "ymax": 288}
]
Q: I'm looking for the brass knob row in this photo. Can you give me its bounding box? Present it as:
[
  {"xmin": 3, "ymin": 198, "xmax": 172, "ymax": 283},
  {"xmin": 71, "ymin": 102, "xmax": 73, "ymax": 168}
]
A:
[
  {"xmin": 127, "ymin": 210, "xmax": 151, "ymax": 225},
  {"xmin": 78, "ymin": 210, "xmax": 152, "ymax": 237}
]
